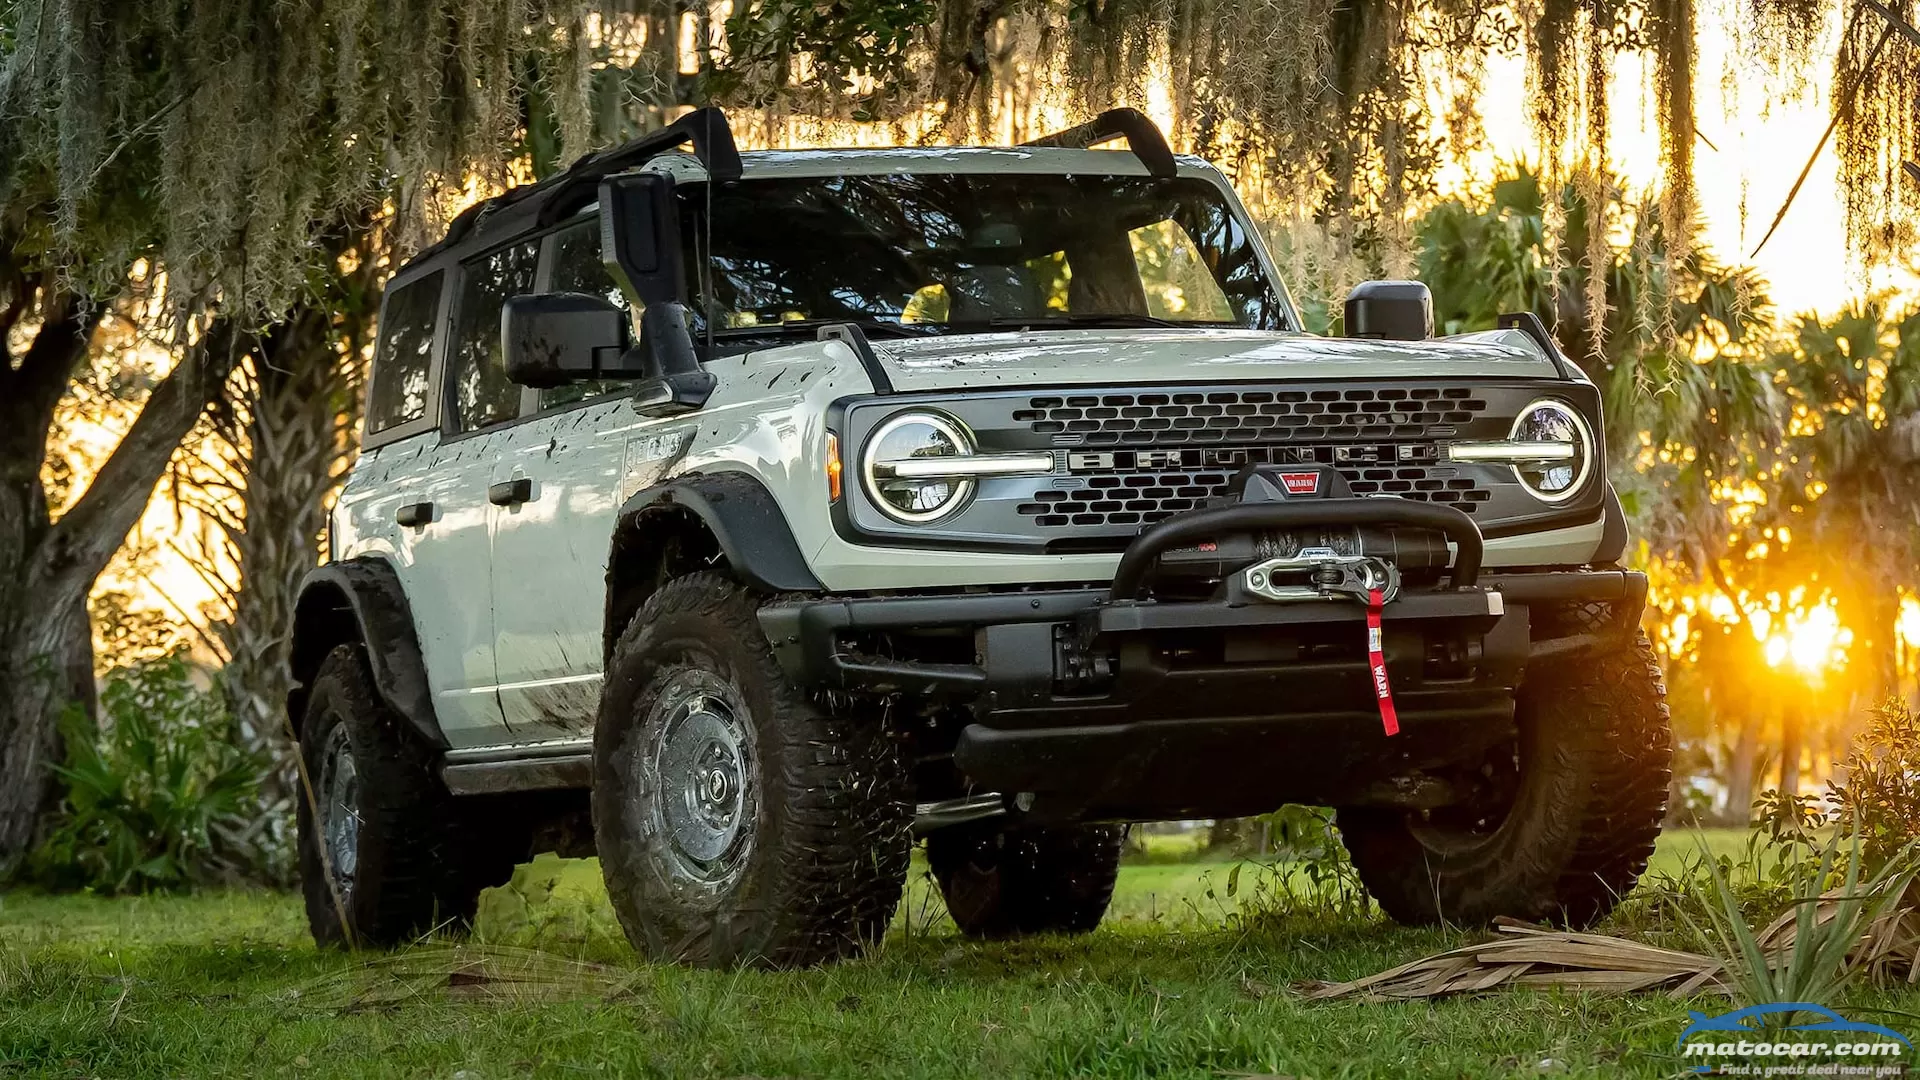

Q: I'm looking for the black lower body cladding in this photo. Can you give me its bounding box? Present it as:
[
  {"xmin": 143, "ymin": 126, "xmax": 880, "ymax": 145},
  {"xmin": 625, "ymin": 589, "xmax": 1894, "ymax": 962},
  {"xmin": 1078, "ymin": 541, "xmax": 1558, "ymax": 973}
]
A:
[{"xmin": 758, "ymin": 568, "xmax": 1649, "ymax": 823}]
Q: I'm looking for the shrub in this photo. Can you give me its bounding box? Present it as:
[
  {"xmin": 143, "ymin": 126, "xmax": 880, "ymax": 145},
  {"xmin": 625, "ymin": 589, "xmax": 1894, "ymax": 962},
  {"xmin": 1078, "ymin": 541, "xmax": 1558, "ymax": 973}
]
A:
[
  {"xmin": 27, "ymin": 654, "xmax": 288, "ymax": 893},
  {"xmin": 1220, "ymin": 806, "xmax": 1373, "ymax": 927},
  {"xmin": 1624, "ymin": 700, "xmax": 1920, "ymax": 990},
  {"xmin": 1825, "ymin": 699, "xmax": 1920, "ymax": 872},
  {"xmin": 1687, "ymin": 826, "xmax": 1920, "ymax": 1014},
  {"xmin": 1745, "ymin": 698, "xmax": 1920, "ymax": 880}
]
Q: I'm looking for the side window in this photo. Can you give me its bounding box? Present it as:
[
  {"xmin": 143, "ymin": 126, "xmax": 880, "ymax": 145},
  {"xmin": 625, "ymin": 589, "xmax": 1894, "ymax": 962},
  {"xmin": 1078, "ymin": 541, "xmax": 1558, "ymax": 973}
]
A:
[
  {"xmin": 449, "ymin": 241, "xmax": 540, "ymax": 432},
  {"xmin": 366, "ymin": 271, "xmax": 443, "ymax": 434},
  {"xmin": 540, "ymin": 218, "xmax": 633, "ymax": 410}
]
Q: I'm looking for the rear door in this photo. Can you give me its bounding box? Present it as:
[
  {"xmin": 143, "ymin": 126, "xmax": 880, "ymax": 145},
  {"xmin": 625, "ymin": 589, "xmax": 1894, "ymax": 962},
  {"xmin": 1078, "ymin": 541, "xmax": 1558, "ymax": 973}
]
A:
[{"xmin": 335, "ymin": 267, "xmax": 444, "ymax": 669}]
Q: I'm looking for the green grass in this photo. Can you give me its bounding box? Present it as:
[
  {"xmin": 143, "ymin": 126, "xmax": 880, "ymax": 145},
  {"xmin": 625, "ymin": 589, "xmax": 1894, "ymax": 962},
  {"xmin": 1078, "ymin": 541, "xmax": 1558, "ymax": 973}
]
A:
[{"xmin": 4, "ymin": 828, "xmax": 1912, "ymax": 1079}]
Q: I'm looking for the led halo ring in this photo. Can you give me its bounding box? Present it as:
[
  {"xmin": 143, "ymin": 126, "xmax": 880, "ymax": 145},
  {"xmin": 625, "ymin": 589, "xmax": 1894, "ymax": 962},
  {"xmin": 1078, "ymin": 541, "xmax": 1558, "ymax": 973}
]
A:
[
  {"xmin": 1507, "ymin": 398, "xmax": 1595, "ymax": 503},
  {"xmin": 861, "ymin": 411, "xmax": 978, "ymax": 524}
]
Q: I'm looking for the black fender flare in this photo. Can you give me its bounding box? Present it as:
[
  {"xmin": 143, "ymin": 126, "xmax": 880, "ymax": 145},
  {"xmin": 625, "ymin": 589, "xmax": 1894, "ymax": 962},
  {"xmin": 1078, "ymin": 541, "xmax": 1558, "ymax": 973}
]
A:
[
  {"xmin": 611, "ymin": 471, "xmax": 824, "ymax": 593},
  {"xmin": 1594, "ymin": 482, "xmax": 1630, "ymax": 566},
  {"xmin": 606, "ymin": 470, "xmax": 825, "ymax": 657},
  {"xmin": 287, "ymin": 557, "xmax": 445, "ymax": 749},
  {"xmin": 606, "ymin": 472, "xmax": 823, "ymax": 656}
]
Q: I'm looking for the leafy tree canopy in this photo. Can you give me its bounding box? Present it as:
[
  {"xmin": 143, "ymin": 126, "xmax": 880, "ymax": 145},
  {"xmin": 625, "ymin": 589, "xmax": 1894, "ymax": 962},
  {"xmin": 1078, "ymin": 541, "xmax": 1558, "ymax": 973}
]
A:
[
  {"xmin": 4, "ymin": 0, "xmax": 1914, "ymax": 323},
  {"xmin": 0, "ymin": 0, "xmax": 596, "ymax": 317}
]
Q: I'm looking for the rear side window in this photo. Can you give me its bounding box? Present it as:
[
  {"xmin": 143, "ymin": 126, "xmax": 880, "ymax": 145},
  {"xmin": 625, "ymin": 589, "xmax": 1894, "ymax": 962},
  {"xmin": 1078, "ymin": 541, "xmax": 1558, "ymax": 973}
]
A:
[
  {"xmin": 449, "ymin": 241, "xmax": 540, "ymax": 431},
  {"xmin": 366, "ymin": 271, "xmax": 443, "ymax": 434},
  {"xmin": 540, "ymin": 219, "xmax": 633, "ymax": 410}
]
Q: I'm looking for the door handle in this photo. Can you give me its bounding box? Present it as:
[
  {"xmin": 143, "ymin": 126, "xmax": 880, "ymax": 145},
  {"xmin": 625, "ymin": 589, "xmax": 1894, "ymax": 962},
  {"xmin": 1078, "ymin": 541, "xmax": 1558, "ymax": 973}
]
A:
[
  {"xmin": 395, "ymin": 501, "xmax": 433, "ymax": 527},
  {"xmin": 487, "ymin": 478, "xmax": 533, "ymax": 507}
]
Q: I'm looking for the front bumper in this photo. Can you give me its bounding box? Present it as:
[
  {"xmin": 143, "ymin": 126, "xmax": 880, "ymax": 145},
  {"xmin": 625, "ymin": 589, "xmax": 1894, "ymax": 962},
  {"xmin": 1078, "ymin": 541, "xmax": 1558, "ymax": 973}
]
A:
[{"xmin": 759, "ymin": 499, "xmax": 1647, "ymax": 821}]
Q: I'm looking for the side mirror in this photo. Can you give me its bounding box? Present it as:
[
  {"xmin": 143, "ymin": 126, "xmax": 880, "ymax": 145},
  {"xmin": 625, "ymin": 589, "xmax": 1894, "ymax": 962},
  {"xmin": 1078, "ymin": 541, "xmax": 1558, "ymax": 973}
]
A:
[
  {"xmin": 1344, "ymin": 280, "xmax": 1433, "ymax": 341},
  {"xmin": 502, "ymin": 292, "xmax": 641, "ymax": 388}
]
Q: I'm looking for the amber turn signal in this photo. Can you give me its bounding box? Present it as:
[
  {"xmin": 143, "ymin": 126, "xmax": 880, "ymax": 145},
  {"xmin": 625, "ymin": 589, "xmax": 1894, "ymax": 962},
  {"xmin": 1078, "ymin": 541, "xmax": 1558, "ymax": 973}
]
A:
[{"xmin": 826, "ymin": 432, "xmax": 843, "ymax": 501}]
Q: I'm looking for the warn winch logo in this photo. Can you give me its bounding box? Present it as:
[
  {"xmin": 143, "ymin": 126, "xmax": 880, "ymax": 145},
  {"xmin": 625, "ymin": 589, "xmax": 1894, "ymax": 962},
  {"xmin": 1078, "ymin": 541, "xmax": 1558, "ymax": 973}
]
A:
[{"xmin": 1278, "ymin": 471, "xmax": 1320, "ymax": 496}]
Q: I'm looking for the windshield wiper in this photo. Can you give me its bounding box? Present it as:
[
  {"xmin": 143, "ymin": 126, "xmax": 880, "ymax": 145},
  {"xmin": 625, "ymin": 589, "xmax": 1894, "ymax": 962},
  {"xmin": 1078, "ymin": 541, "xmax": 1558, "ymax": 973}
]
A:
[
  {"xmin": 969, "ymin": 313, "xmax": 1234, "ymax": 331},
  {"xmin": 711, "ymin": 317, "xmax": 938, "ymax": 340}
]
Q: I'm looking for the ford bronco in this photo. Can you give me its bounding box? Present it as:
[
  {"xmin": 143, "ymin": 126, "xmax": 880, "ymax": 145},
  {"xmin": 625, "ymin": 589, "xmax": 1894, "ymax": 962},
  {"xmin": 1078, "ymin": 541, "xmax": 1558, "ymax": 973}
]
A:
[{"xmin": 288, "ymin": 107, "xmax": 1671, "ymax": 966}]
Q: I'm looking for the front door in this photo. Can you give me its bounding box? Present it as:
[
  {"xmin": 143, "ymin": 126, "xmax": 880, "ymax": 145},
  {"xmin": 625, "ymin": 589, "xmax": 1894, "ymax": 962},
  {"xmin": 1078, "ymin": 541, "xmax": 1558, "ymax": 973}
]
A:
[
  {"xmin": 488, "ymin": 213, "xmax": 691, "ymax": 739},
  {"xmin": 488, "ymin": 399, "xmax": 637, "ymax": 739}
]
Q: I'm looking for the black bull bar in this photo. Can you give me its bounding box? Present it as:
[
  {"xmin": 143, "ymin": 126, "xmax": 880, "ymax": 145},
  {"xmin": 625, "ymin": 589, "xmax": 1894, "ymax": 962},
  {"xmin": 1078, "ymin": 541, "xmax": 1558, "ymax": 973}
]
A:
[{"xmin": 758, "ymin": 499, "xmax": 1645, "ymax": 820}]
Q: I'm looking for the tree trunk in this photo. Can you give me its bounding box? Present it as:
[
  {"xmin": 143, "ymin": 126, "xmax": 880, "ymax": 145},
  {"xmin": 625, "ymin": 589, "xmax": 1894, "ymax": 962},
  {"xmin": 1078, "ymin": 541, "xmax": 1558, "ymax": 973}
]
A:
[
  {"xmin": 215, "ymin": 305, "xmax": 359, "ymax": 799},
  {"xmin": 1873, "ymin": 590, "xmax": 1903, "ymax": 707},
  {"xmin": 204, "ymin": 216, "xmax": 377, "ymax": 815},
  {"xmin": 0, "ymin": 305, "xmax": 244, "ymax": 866},
  {"xmin": 1779, "ymin": 704, "xmax": 1803, "ymax": 800},
  {"xmin": 1724, "ymin": 713, "xmax": 1757, "ymax": 825},
  {"xmin": 0, "ymin": 291, "xmax": 103, "ymax": 866}
]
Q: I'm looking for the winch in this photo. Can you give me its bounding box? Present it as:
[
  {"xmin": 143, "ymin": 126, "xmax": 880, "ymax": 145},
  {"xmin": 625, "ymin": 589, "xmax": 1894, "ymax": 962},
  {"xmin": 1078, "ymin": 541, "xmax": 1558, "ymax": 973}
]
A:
[{"xmin": 1150, "ymin": 463, "xmax": 1449, "ymax": 604}]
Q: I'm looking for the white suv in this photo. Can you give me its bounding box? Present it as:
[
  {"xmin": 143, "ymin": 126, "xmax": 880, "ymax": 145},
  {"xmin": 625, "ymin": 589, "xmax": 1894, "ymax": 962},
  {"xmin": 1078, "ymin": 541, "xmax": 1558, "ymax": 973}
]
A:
[{"xmin": 288, "ymin": 108, "xmax": 1670, "ymax": 965}]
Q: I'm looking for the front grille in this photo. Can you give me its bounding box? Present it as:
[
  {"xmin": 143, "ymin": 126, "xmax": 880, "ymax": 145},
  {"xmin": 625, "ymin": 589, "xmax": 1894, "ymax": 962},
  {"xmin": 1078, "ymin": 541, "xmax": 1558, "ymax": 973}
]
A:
[
  {"xmin": 839, "ymin": 377, "xmax": 1602, "ymax": 553},
  {"xmin": 1013, "ymin": 386, "xmax": 1490, "ymax": 445},
  {"xmin": 1008, "ymin": 387, "xmax": 1498, "ymax": 529},
  {"xmin": 1017, "ymin": 453, "xmax": 1492, "ymax": 529}
]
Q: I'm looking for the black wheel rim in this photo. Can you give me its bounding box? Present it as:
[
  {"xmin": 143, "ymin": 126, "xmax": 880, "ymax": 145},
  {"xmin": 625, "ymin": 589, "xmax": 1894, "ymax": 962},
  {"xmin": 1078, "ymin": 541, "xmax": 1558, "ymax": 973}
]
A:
[{"xmin": 1405, "ymin": 714, "xmax": 1531, "ymax": 855}]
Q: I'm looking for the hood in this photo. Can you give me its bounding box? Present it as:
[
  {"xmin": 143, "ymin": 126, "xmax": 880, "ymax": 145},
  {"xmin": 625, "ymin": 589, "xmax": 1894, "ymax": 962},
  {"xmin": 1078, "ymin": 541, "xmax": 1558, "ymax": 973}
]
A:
[{"xmin": 869, "ymin": 327, "xmax": 1564, "ymax": 392}]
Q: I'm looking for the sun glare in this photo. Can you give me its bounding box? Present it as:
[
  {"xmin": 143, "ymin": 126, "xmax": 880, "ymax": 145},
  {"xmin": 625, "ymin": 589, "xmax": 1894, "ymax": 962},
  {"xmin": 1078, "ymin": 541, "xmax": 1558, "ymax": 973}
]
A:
[
  {"xmin": 1762, "ymin": 601, "xmax": 1852, "ymax": 676},
  {"xmin": 1649, "ymin": 568, "xmax": 1866, "ymax": 681}
]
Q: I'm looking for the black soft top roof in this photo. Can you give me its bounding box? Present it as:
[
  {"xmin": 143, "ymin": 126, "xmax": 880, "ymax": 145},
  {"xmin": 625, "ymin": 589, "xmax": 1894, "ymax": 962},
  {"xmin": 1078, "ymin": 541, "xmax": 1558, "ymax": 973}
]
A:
[
  {"xmin": 397, "ymin": 107, "xmax": 1175, "ymax": 276},
  {"xmin": 409, "ymin": 107, "xmax": 742, "ymax": 266}
]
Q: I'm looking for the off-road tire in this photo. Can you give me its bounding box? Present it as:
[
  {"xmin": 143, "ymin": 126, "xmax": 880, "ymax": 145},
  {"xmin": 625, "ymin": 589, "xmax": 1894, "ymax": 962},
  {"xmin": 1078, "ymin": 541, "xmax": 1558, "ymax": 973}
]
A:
[
  {"xmin": 593, "ymin": 572, "xmax": 911, "ymax": 968},
  {"xmin": 926, "ymin": 821, "xmax": 1125, "ymax": 939},
  {"xmin": 1337, "ymin": 631, "xmax": 1671, "ymax": 928},
  {"xmin": 296, "ymin": 644, "xmax": 519, "ymax": 947}
]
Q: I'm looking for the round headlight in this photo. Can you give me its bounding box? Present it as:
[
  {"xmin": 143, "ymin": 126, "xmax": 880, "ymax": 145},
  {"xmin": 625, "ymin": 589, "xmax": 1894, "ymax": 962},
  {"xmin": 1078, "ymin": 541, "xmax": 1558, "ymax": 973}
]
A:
[
  {"xmin": 862, "ymin": 412, "xmax": 976, "ymax": 523},
  {"xmin": 1509, "ymin": 399, "xmax": 1594, "ymax": 502}
]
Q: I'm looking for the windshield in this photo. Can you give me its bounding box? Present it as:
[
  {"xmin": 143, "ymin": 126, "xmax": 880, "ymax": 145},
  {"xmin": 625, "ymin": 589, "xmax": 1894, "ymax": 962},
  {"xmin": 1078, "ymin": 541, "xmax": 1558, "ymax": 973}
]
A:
[{"xmin": 676, "ymin": 173, "xmax": 1289, "ymax": 338}]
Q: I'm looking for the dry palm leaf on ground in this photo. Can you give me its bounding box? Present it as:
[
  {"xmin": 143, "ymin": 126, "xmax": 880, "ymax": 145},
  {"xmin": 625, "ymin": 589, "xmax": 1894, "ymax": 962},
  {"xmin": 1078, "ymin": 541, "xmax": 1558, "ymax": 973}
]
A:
[
  {"xmin": 1305, "ymin": 883, "xmax": 1920, "ymax": 1003},
  {"xmin": 1753, "ymin": 887, "xmax": 1920, "ymax": 986},
  {"xmin": 1298, "ymin": 920, "xmax": 1728, "ymax": 1002}
]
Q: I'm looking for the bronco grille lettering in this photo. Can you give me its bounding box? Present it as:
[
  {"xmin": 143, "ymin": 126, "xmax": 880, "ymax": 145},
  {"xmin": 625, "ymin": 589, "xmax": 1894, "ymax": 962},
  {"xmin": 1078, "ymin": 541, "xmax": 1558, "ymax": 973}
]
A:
[{"xmin": 1062, "ymin": 444, "xmax": 1437, "ymax": 473}]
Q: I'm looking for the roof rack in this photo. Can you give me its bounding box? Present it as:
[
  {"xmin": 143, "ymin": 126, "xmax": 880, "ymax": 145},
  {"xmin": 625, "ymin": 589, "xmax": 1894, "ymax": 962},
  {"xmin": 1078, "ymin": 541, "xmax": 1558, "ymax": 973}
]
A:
[
  {"xmin": 1022, "ymin": 108, "xmax": 1178, "ymax": 178},
  {"xmin": 420, "ymin": 107, "xmax": 743, "ymax": 258}
]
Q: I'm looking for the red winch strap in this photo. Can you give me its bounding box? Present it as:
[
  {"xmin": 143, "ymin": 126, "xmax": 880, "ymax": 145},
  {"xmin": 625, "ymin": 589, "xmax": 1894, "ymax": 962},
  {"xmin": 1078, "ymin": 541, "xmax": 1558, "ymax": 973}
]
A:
[{"xmin": 1366, "ymin": 587, "xmax": 1400, "ymax": 736}]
